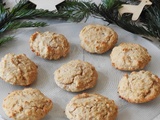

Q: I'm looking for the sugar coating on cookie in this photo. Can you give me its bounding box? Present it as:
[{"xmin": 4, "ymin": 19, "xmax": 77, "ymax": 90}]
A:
[
  {"xmin": 65, "ymin": 93, "xmax": 118, "ymax": 120},
  {"xmin": 118, "ymin": 70, "xmax": 160, "ymax": 103},
  {"xmin": 54, "ymin": 60, "xmax": 98, "ymax": 92},
  {"xmin": 79, "ymin": 24, "xmax": 118, "ymax": 54},
  {"xmin": 110, "ymin": 43, "xmax": 151, "ymax": 71},
  {"xmin": 0, "ymin": 53, "xmax": 38, "ymax": 86},
  {"xmin": 2, "ymin": 88, "xmax": 53, "ymax": 120},
  {"xmin": 30, "ymin": 31, "xmax": 70, "ymax": 60}
]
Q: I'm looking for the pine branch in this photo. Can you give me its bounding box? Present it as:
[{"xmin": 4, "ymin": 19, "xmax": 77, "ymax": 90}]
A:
[
  {"xmin": 0, "ymin": 36, "xmax": 13, "ymax": 45},
  {"xmin": 0, "ymin": 0, "xmax": 71, "ymax": 46},
  {"xmin": 57, "ymin": 0, "xmax": 160, "ymax": 42},
  {"xmin": 10, "ymin": 1, "xmax": 69, "ymax": 20},
  {"xmin": 6, "ymin": 21, "xmax": 47, "ymax": 31},
  {"xmin": 57, "ymin": 0, "xmax": 122, "ymax": 22},
  {"xmin": 56, "ymin": 0, "xmax": 97, "ymax": 22},
  {"xmin": 1, "ymin": 0, "xmax": 160, "ymax": 46}
]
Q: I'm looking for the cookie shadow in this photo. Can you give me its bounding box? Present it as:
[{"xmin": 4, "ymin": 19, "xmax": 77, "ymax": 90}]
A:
[
  {"xmin": 30, "ymin": 65, "xmax": 49, "ymax": 88},
  {"xmin": 45, "ymin": 102, "xmax": 66, "ymax": 120},
  {"xmin": 117, "ymin": 109, "xmax": 131, "ymax": 120},
  {"xmin": 68, "ymin": 42, "xmax": 83, "ymax": 60},
  {"xmin": 86, "ymin": 71, "xmax": 108, "ymax": 93}
]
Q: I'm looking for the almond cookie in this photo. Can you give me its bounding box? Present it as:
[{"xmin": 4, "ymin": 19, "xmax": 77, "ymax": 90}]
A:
[
  {"xmin": 2, "ymin": 88, "xmax": 53, "ymax": 120},
  {"xmin": 79, "ymin": 24, "xmax": 118, "ymax": 54},
  {"xmin": 118, "ymin": 70, "xmax": 160, "ymax": 103},
  {"xmin": 30, "ymin": 31, "xmax": 70, "ymax": 60},
  {"xmin": 110, "ymin": 43, "xmax": 151, "ymax": 71},
  {"xmin": 65, "ymin": 93, "xmax": 118, "ymax": 120},
  {"xmin": 54, "ymin": 60, "xmax": 98, "ymax": 92},
  {"xmin": 0, "ymin": 53, "xmax": 38, "ymax": 86}
]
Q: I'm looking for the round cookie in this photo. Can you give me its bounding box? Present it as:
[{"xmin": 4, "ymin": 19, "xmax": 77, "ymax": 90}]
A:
[
  {"xmin": 118, "ymin": 70, "xmax": 160, "ymax": 103},
  {"xmin": 30, "ymin": 31, "xmax": 70, "ymax": 60},
  {"xmin": 65, "ymin": 93, "xmax": 118, "ymax": 120},
  {"xmin": 54, "ymin": 60, "xmax": 98, "ymax": 92},
  {"xmin": 79, "ymin": 24, "xmax": 118, "ymax": 54},
  {"xmin": 2, "ymin": 88, "xmax": 53, "ymax": 120},
  {"xmin": 110, "ymin": 43, "xmax": 151, "ymax": 71},
  {"xmin": 0, "ymin": 53, "xmax": 38, "ymax": 86}
]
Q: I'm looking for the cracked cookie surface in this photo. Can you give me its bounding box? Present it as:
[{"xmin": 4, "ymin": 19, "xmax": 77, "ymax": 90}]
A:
[
  {"xmin": 54, "ymin": 60, "xmax": 98, "ymax": 92},
  {"xmin": 110, "ymin": 43, "xmax": 151, "ymax": 71},
  {"xmin": 0, "ymin": 53, "xmax": 38, "ymax": 86},
  {"xmin": 30, "ymin": 31, "xmax": 70, "ymax": 60},
  {"xmin": 79, "ymin": 24, "xmax": 118, "ymax": 54},
  {"xmin": 65, "ymin": 93, "xmax": 118, "ymax": 120},
  {"xmin": 2, "ymin": 88, "xmax": 53, "ymax": 120},
  {"xmin": 118, "ymin": 70, "xmax": 160, "ymax": 103}
]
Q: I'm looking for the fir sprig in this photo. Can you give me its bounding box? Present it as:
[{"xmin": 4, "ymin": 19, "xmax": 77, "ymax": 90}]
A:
[
  {"xmin": 57, "ymin": 0, "xmax": 160, "ymax": 43},
  {"xmin": 0, "ymin": 36, "xmax": 13, "ymax": 45},
  {"xmin": 57, "ymin": 0, "xmax": 99, "ymax": 22},
  {"xmin": 0, "ymin": 0, "xmax": 69, "ymax": 45},
  {"xmin": 6, "ymin": 21, "xmax": 47, "ymax": 30},
  {"xmin": 1, "ymin": 0, "xmax": 160, "ymax": 46}
]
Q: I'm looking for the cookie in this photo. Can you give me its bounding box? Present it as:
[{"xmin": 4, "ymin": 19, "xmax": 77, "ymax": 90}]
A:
[
  {"xmin": 79, "ymin": 24, "xmax": 118, "ymax": 54},
  {"xmin": 2, "ymin": 88, "xmax": 53, "ymax": 120},
  {"xmin": 30, "ymin": 31, "xmax": 70, "ymax": 60},
  {"xmin": 110, "ymin": 43, "xmax": 151, "ymax": 71},
  {"xmin": 0, "ymin": 53, "xmax": 38, "ymax": 86},
  {"xmin": 118, "ymin": 70, "xmax": 160, "ymax": 103},
  {"xmin": 54, "ymin": 60, "xmax": 98, "ymax": 92},
  {"xmin": 65, "ymin": 93, "xmax": 118, "ymax": 120}
]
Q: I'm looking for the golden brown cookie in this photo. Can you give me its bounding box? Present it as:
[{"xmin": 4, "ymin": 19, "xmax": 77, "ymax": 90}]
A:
[
  {"xmin": 65, "ymin": 93, "xmax": 118, "ymax": 120},
  {"xmin": 79, "ymin": 24, "xmax": 118, "ymax": 54},
  {"xmin": 110, "ymin": 43, "xmax": 151, "ymax": 71},
  {"xmin": 118, "ymin": 70, "xmax": 160, "ymax": 103},
  {"xmin": 2, "ymin": 88, "xmax": 53, "ymax": 120},
  {"xmin": 30, "ymin": 31, "xmax": 70, "ymax": 60},
  {"xmin": 0, "ymin": 53, "xmax": 38, "ymax": 86},
  {"xmin": 54, "ymin": 60, "xmax": 98, "ymax": 92}
]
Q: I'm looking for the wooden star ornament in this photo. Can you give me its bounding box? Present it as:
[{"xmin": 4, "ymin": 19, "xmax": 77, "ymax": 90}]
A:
[{"xmin": 119, "ymin": 0, "xmax": 152, "ymax": 21}]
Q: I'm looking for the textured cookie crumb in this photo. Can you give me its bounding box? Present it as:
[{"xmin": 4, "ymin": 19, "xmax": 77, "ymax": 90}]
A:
[
  {"xmin": 0, "ymin": 53, "xmax": 38, "ymax": 86},
  {"xmin": 54, "ymin": 60, "xmax": 98, "ymax": 92},
  {"xmin": 2, "ymin": 88, "xmax": 53, "ymax": 120},
  {"xmin": 30, "ymin": 31, "xmax": 70, "ymax": 60},
  {"xmin": 118, "ymin": 70, "xmax": 160, "ymax": 103},
  {"xmin": 65, "ymin": 93, "xmax": 118, "ymax": 120}
]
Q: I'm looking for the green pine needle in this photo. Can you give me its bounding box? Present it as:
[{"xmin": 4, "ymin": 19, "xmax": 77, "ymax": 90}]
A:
[
  {"xmin": 1, "ymin": 0, "xmax": 160, "ymax": 46},
  {"xmin": 56, "ymin": 0, "xmax": 96, "ymax": 22},
  {"xmin": 57, "ymin": 0, "xmax": 160, "ymax": 42},
  {"xmin": 0, "ymin": 0, "xmax": 71, "ymax": 46},
  {"xmin": 6, "ymin": 21, "xmax": 47, "ymax": 30},
  {"xmin": 0, "ymin": 36, "xmax": 13, "ymax": 46}
]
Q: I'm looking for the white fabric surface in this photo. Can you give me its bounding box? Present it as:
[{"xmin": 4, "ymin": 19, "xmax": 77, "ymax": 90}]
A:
[
  {"xmin": 1, "ymin": 0, "xmax": 160, "ymax": 120},
  {"xmin": 0, "ymin": 23, "xmax": 160, "ymax": 120}
]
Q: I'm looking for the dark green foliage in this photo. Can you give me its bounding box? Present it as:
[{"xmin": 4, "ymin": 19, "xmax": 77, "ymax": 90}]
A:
[
  {"xmin": 57, "ymin": 0, "xmax": 160, "ymax": 42},
  {"xmin": 0, "ymin": 36, "xmax": 13, "ymax": 45},
  {"xmin": 56, "ymin": 0, "xmax": 99, "ymax": 22},
  {"xmin": 0, "ymin": 0, "xmax": 69, "ymax": 45},
  {"xmin": 1, "ymin": 0, "xmax": 160, "ymax": 46}
]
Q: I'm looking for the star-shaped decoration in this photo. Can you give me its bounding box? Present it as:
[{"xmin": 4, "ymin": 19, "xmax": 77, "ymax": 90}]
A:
[{"xmin": 30, "ymin": 0, "xmax": 64, "ymax": 10}]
